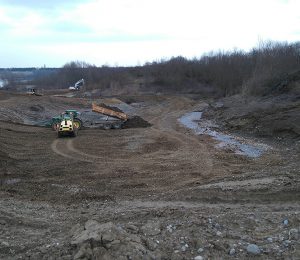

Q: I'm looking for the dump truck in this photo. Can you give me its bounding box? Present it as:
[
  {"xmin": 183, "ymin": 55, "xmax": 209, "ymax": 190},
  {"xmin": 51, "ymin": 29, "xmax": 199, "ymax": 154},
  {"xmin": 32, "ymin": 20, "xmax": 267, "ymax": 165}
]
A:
[
  {"xmin": 91, "ymin": 103, "xmax": 128, "ymax": 129},
  {"xmin": 51, "ymin": 104, "xmax": 127, "ymax": 136}
]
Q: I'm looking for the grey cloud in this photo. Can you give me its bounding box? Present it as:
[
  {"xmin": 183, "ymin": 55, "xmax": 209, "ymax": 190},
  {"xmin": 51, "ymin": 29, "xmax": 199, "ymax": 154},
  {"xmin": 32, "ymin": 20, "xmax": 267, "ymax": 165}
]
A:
[{"xmin": 0, "ymin": 0, "xmax": 88, "ymax": 9}]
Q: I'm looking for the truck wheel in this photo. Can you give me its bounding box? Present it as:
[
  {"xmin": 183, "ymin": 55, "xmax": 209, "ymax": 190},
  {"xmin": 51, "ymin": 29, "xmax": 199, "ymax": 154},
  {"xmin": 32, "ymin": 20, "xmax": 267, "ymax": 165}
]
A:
[
  {"xmin": 57, "ymin": 132, "xmax": 62, "ymax": 138},
  {"xmin": 103, "ymin": 124, "xmax": 112, "ymax": 130},
  {"xmin": 73, "ymin": 118, "xmax": 83, "ymax": 130},
  {"xmin": 113, "ymin": 122, "xmax": 122, "ymax": 129}
]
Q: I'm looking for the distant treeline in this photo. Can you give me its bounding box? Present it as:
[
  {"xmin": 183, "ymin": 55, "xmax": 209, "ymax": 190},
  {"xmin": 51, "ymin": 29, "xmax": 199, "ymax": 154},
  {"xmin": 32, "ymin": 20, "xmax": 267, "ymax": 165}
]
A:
[{"xmin": 14, "ymin": 41, "xmax": 300, "ymax": 96}]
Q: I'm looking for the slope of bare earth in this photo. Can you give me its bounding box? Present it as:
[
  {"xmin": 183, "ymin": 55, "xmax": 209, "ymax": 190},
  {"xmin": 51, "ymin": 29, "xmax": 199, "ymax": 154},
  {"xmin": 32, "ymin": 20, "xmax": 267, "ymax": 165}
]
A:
[{"xmin": 0, "ymin": 92, "xmax": 299, "ymax": 259}]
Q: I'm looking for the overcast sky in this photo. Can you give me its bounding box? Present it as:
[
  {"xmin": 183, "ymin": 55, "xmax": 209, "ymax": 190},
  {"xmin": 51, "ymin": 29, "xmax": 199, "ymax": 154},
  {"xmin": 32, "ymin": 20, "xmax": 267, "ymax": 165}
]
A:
[{"xmin": 0, "ymin": 0, "xmax": 299, "ymax": 67}]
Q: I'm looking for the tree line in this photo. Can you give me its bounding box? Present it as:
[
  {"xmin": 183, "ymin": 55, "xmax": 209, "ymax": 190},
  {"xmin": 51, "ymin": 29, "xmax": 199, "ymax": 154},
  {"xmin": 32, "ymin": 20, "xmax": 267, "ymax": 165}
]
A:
[{"xmin": 33, "ymin": 40, "xmax": 300, "ymax": 97}]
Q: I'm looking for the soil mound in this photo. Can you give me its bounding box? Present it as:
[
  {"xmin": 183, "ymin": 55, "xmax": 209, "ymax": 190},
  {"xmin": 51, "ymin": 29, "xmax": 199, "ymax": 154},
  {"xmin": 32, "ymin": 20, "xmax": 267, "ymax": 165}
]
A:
[
  {"xmin": 123, "ymin": 116, "xmax": 152, "ymax": 128},
  {"xmin": 205, "ymin": 94, "xmax": 300, "ymax": 139}
]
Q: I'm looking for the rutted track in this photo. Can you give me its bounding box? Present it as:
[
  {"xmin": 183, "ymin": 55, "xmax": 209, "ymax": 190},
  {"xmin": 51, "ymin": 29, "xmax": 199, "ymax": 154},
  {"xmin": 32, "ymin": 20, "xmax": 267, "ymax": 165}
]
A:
[{"xmin": 0, "ymin": 92, "xmax": 299, "ymax": 259}]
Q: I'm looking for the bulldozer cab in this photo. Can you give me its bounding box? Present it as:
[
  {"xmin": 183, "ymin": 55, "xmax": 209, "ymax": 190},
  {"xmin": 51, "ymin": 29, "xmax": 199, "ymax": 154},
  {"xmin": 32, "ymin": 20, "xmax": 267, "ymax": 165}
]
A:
[{"xmin": 65, "ymin": 110, "xmax": 80, "ymax": 118}]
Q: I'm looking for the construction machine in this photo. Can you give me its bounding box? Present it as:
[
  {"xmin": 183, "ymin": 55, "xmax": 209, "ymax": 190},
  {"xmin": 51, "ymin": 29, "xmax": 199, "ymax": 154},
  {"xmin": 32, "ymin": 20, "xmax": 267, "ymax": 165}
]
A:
[
  {"xmin": 51, "ymin": 110, "xmax": 83, "ymax": 131},
  {"xmin": 69, "ymin": 79, "xmax": 85, "ymax": 91},
  {"xmin": 56, "ymin": 113, "xmax": 78, "ymax": 137},
  {"xmin": 51, "ymin": 103, "xmax": 127, "ymax": 137},
  {"xmin": 27, "ymin": 88, "xmax": 43, "ymax": 96},
  {"xmin": 91, "ymin": 103, "xmax": 128, "ymax": 129}
]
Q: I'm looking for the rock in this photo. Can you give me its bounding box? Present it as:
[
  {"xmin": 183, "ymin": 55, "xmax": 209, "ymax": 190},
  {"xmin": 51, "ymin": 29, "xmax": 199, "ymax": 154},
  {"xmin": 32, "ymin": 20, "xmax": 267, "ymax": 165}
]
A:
[
  {"xmin": 283, "ymin": 240, "xmax": 291, "ymax": 247},
  {"xmin": 197, "ymin": 247, "xmax": 204, "ymax": 253},
  {"xmin": 216, "ymin": 231, "xmax": 222, "ymax": 237},
  {"xmin": 0, "ymin": 219, "xmax": 7, "ymax": 225},
  {"xmin": 92, "ymin": 247, "xmax": 109, "ymax": 259},
  {"xmin": 194, "ymin": 256, "xmax": 204, "ymax": 260},
  {"xmin": 74, "ymin": 243, "xmax": 92, "ymax": 260},
  {"xmin": 283, "ymin": 219, "xmax": 289, "ymax": 226},
  {"xmin": 102, "ymin": 232, "xmax": 115, "ymax": 244},
  {"xmin": 166, "ymin": 225, "xmax": 173, "ymax": 233},
  {"xmin": 71, "ymin": 221, "xmax": 117, "ymax": 245},
  {"xmin": 85, "ymin": 219, "xmax": 102, "ymax": 231},
  {"xmin": 267, "ymin": 237, "xmax": 273, "ymax": 243},
  {"xmin": 70, "ymin": 223, "xmax": 83, "ymax": 236},
  {"xmin": 289, "ymin": 228, "xmax": 299, "ymax": 240},
  {"xmin": 229, "ymin": 248, "xmax": 236, "ymax": 255},
  {"xmin": 246, "ymin": 244, "xmax": 261, "ymax": 255},
  {"xmin": 141, "ymin": 221, "xmax": 161, "ymax": 236},
  {"xmin": 144, "ymin": 238, "xmax": 158, "ymax": 251},
  {"xmin": 127, "ymin": 234, "xmax": 141, "ymax": 243},
  {"xmin": 71, "ymin": 220, "xmax": 158, "ymax": 259},
  {"xmin": 181, "ymin": 245, "xmax": 188, "ymax": 252},
  {"xmin": 1, "ymin": 241, "xmax": 9, "ymax": 247},
  {"xmin": 126, "ymin": 224, "xmax": 139, "ymax": 234}
]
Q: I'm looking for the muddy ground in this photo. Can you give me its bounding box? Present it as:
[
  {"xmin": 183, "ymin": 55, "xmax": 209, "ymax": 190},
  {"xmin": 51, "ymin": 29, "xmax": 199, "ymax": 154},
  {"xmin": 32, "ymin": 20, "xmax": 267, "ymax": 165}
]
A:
[{"xmin": 0, "ymin": 92, "xmax": 299, "ymax": 259}]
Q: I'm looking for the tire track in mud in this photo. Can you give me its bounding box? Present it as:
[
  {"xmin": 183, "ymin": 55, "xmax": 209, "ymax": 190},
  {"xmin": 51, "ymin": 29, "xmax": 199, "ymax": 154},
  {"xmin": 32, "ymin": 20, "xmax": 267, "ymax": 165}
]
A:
[
  {"xmin": 51, "ymin": 139, "xmax": 94, "ymax": 163},
  {"xmin": 147, "ymin": 98, "xmax": 214, "ymax": 178},
  {"xmin": 50, "ymin": 97, "xmax": 213, "ymax": 183},
  {"xmin": 51, "ymin": 138, "xmax": 131, "ymax": 164}
]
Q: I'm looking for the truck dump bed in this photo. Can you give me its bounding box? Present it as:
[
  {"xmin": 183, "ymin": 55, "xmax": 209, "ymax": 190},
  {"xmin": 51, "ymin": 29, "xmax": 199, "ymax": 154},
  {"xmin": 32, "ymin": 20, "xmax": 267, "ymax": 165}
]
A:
[{"xmin": 92, "ymin": 103, "xmax": 128, "ymax": 121}]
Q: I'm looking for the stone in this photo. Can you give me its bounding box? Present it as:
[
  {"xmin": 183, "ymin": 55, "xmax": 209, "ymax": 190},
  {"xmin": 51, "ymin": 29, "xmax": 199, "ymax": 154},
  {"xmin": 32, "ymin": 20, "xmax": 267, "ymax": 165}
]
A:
[
  {"xmin": 283, "ymin": 219, "xmax": 289, "ymax": 226},
  {"xmin": 141, "ymin": 221, "xmax": 161, "ymax": 236},
  {"xmin": 126, "ymin": 224, "xmax": 139, "ymax": 234},
  {"xmin": 71, "ymin": 221, "xmax": 117, "ymax": 245},
  {"xmin": 102, "ymin": 232, "xmax": 115, "ymax": 244},
  {"xmin": 166, "ymin": 225, "xmax": 173, "ymax": 232},
  {"xmin": 267, "ymin": 237, "xmax": 273, "ymax": 243},
  {"xmin": 0, "ymin": 219, "xmax": 7, "ymax": 225},
  {"xmin": 194, "ymin": 256, "xmax": 204, "ymax": 260},
  {"xmin": 197, "ymin": 248, "xmax": 204, "ymax": 253},
  {"xmin": 246, "ymin": 244, "xmax": 261, "ymax": 255},
  {"xmin": 127, "ymin": 234, "xmax": 141, "ymax": 243},
  {"xmin": 216, "ymin": 231, "xmax": 222, "ymax": 237},
  {"xmin": 229, "ymin": 248, "xmax": 236, "ymax": 255},
  {"xmin": 1, "ymin": 241, "xmax": 9, "ymax": 247},
  {"xmin": 181, "ymin": 245, "xmax": 188, "ymax": 252},
  {"xmin": 283, "ymin": 240, "xmax": 291, "ymax": 247},
  {"xmin": 85, "ymin": 219, "xmax": 102, "ymax": 231},
  {"xmin": 74, "ymin": 243, "xmax": 93, "ymax": 260},
  {"xmin": 289, "ymin": 228, "xmax": 299, "ymax": 240},
  {"xmin": 144, "ymin": 238, "xmax": 158, "ymax": 251}
]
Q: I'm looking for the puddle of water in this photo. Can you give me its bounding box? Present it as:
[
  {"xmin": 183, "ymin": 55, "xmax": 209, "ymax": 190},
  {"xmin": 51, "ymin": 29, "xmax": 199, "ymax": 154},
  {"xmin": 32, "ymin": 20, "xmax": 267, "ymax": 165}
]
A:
[{"xmin": 179, "ymin": 112, "xmax": 265, "ymax": 158}]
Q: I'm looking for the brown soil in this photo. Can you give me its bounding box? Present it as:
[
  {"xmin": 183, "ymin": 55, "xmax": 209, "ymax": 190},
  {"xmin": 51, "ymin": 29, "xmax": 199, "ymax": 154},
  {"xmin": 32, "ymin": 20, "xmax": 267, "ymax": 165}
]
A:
[
  {"xmin": 0, "ymin": 92, "xmax": 299, "ymax": 259},
  {"xmin": 123, "ymin": 116, "xmax": 152, "ymax": 128}
]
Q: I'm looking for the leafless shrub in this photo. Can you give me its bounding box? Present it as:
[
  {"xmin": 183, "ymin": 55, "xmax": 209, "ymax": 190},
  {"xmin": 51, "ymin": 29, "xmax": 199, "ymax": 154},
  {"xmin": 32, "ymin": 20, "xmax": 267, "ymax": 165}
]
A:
[{"xmin": 34, "ymin": 41, "xmax": 300, "ymax": 97}]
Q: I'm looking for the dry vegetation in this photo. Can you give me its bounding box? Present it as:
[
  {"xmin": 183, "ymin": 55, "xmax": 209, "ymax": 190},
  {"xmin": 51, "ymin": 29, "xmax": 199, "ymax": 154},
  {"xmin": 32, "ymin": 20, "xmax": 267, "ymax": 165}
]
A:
[{"xmin": 32, "ymin": 41, "xmax": 300, "ymax": 97}]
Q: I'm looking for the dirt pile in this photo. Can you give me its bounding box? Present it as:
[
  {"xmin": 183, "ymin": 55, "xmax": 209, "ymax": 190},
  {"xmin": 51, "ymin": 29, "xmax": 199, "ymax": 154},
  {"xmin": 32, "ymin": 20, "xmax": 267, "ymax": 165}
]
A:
[
  {"xmin": 96, "ymin": 102, "xmax": 152, "ymax": 128},
  {"xmin": 70, "ymin": 220, "xmax": 159, "ymax": 259},
  {"xmin": 204, "ymin": 94, "xmax": 300, "ymax": 139},
  {"xmin": 123, "ymin": 116, "xmax": 152, "ymax": 128}
]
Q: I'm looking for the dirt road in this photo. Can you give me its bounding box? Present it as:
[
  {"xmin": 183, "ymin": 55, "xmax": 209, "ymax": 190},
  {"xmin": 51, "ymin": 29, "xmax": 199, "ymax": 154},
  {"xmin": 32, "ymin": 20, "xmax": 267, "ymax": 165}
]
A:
[{"xmin": 0, "ymin": 93, "xmax": 299, "ymax": 259}]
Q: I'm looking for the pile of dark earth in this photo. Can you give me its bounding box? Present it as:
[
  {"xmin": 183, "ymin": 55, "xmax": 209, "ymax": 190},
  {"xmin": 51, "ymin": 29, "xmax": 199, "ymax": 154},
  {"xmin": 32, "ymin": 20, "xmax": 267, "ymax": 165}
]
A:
[{"xmin": 98, "ymin": 103, "xmax": 152, "ymax": 128}]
